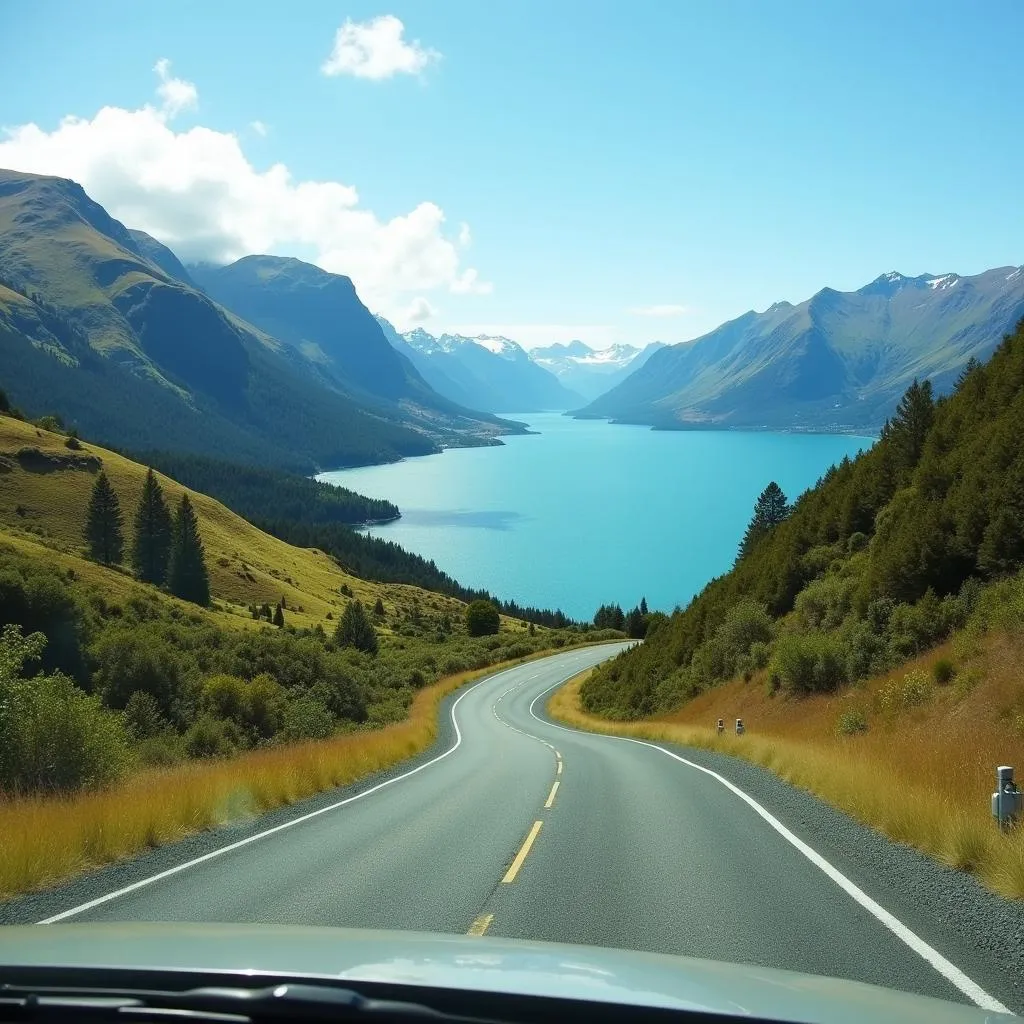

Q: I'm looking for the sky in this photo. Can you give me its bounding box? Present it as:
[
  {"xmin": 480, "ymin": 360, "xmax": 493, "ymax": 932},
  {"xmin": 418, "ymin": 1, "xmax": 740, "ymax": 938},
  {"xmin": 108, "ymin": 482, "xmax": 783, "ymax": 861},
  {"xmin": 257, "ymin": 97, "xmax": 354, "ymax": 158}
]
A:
[{"xmin": 1, "ymin": 0, "xmax": 1023, "ymax": 349}]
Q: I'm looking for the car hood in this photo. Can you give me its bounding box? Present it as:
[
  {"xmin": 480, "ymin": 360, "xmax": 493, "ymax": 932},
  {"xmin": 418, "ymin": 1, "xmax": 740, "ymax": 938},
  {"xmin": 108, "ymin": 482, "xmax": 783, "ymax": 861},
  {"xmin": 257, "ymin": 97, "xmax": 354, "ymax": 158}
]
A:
[{"xmin": 0, "ymin": 924, "xmax": 1002, "ymax": 1024}]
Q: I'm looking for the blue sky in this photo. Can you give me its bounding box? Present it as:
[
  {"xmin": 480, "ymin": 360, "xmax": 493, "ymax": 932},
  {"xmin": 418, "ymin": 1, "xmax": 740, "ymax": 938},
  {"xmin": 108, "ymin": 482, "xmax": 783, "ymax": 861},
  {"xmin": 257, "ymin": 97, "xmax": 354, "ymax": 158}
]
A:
[{"xmin": 1, "ymin": 0, "xmax": 1023, "ymax": 347}]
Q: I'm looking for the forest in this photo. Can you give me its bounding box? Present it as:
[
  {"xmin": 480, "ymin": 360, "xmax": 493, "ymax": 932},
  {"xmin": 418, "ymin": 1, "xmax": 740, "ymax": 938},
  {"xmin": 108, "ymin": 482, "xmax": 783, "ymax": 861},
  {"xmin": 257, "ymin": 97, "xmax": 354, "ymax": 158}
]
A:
[{"xmin": 582, "ymin": 318, "xmax": 1024, "ymax": 718}]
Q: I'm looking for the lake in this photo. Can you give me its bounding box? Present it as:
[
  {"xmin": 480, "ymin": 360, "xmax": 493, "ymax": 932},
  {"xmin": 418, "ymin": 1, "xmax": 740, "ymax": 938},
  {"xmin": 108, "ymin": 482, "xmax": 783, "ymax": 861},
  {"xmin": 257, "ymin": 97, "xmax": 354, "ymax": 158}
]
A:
[{"xmin": 319, "ymin": 415, "xmax": 874, "ymax": 620}]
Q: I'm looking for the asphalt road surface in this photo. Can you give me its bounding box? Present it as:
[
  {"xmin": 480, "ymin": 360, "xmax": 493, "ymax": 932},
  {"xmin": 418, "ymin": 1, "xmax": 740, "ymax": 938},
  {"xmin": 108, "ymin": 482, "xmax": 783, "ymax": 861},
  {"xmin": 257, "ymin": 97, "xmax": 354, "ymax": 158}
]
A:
[{"xmin": 19, "ymin": 645, "xmax": 1021, "ymax": 1013}]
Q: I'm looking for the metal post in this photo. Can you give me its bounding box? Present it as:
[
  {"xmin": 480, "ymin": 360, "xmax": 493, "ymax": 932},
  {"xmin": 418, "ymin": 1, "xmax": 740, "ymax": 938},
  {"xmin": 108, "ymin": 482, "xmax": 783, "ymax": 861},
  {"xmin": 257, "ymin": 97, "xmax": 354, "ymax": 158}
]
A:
[{"xmin": 992, "ymin": 766, "xmax": 1021, "ymax": 831}]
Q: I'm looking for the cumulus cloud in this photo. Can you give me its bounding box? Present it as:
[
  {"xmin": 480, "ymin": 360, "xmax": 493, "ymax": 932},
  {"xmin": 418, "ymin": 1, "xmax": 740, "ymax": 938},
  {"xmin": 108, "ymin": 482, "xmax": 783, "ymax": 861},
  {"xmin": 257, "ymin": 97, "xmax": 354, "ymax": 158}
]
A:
[
  {"xmin": 321, "ymin": 15, "xmax": 440, "ymax": 80},
  {"xmin": 0, "ymin": 61, "xmax": 488, "ymax": 319},
  {"xmin": 629, "ymin": 304, "xmax": 689, "ymax": 317},
  {"xmin": 153, "ymin": 58, "xmax": 197, "ymax": 118}
]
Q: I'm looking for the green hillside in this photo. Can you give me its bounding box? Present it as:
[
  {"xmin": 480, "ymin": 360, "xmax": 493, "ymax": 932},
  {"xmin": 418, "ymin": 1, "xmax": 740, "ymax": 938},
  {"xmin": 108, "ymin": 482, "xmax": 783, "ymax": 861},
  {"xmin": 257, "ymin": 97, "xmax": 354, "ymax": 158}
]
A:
[
  {"xmin": 0, "ymin": 169, "xmax": 515, "ymax": 471},
  {"xmin": 582, "ymin": 317, "xmax": 1024, "ymax": 718}
]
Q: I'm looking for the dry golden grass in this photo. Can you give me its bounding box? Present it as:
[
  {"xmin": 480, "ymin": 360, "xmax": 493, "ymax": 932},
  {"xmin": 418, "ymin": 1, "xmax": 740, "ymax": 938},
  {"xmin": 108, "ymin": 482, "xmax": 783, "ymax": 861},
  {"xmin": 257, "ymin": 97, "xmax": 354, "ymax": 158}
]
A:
[
  {"xmin": 549, "ymin": 647, "xmax": 1024, "ymax": 901},
  {"xmin": 0, "ymin": 415, "xmax": 471, "ymax": 632},
  {"xmin": 0, "ymin": 651, "xmax": 567, "ymax": 899}
]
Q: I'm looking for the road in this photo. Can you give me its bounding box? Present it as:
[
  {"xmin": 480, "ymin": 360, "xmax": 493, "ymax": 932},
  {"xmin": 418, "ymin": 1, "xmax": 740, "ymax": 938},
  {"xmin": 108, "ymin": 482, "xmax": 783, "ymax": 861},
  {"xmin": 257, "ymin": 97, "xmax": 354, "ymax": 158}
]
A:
[{"xmin": 27, "ymin": 644, "xmax": 1019, "ymax": 1013}]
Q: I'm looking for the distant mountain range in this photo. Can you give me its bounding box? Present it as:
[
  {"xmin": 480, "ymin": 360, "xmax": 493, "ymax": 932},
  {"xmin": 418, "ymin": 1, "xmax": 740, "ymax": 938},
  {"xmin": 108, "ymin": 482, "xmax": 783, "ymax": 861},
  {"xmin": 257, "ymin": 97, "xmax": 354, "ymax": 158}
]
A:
[
  {"xmin": 0, "ymin": 169, "xmax": 521, "ymax": 472},
  {"xmin": 375, "ymin": 319, "xmax": 583, "ymax": 413},
  {"xmin": 530, "ymin": 340, "xmax": 665, "ymax": 402},
  {"xmin": 579, "ymin": 268, "xmax": 1024, "ymax": 431}
]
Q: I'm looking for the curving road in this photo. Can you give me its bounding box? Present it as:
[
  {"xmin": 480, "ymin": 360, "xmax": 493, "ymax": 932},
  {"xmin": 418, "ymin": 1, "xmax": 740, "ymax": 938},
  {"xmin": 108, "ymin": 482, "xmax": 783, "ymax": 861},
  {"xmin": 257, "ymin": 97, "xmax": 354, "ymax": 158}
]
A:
[{"xmin": 20, "ymin": 645, "xmax": 1021, "ymax": 1013}]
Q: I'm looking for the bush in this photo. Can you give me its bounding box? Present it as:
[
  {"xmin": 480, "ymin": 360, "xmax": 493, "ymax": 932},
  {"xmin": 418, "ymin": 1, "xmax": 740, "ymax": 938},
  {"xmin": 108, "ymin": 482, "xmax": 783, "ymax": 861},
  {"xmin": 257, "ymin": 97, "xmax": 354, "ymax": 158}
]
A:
[
  {"xmin": 877, "ymin": 669, "xmax": 934, "ymax": 716},
  {"xmin": 772, "ymin": 632, "xmax": 847, "ymax": 695},
  {"xmin": 281, "ymin": 695, "xmax": 335, "ymax": 741},
  {"xmin": 0, "ymin": 625, "xmax": 131, "ymax": 792},
  {"xmin": 836, "ymin": 708, "xmax": 868, "ymax": 735},
  {"xmin": 932, "ymin": 658, "xmax": 956, "ymax": 685},
  {"xmin": 184, "ymin": 714, "xmax": 242, "ymax": 758},
  {"xmin": 466, "ymin": 600, "xmax": 500, "ymax": 636}
]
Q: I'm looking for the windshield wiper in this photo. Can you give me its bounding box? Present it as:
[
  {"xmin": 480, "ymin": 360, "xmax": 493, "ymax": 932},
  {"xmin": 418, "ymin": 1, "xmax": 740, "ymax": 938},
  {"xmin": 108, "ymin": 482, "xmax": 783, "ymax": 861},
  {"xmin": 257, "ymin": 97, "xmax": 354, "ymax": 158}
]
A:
[{"xmin": 0, "ymin": 983, "xmax": 499, "ymax": 1024}]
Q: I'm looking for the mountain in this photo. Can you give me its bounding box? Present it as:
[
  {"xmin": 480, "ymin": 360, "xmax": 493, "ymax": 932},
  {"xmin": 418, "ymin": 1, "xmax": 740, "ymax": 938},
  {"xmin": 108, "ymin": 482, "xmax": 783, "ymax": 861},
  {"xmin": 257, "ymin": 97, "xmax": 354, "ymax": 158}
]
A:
[
  {"xmin": 579, "ymin": 268, "xmax": 1024, "ymax": 431},
  {"xmin": 531, "ymin": 340, "xmax": 666, "ymax": 402},
  {"xmin": 374, "ymin": 316, "xmax": 484, "ymax": 412},
  {"xmin": 189, "ymin": 257, "xmax": 519, "ymax": 435},
  {"xmin": 0, "ymin": 169, "xmax": 516, "ymax": 472},
  {"xmin": 382, "ymin": 326, "xmax": 583, "ymax": 412}
]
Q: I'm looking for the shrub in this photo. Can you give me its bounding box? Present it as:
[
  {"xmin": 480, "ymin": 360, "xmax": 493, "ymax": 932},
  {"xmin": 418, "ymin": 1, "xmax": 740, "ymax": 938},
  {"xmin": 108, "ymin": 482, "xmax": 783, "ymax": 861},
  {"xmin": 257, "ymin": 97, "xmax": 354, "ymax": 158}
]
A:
[
  {"xmin": 836, "ymin": 708, "xmax": 868, "ymax": 735},
  {"xmin": 932, "ymin": 658, "xmax": 956, "ymax": 685},
  {"xmin": 184, "ymin": 714, "xmax": 242, "ymax": 758},
  {"xmin": 877, "ymin": 669, "xmax": 934, "ymax": 716},
  {"xmin": 281, "ymin": 695, "xmax": 334, "ymax": 741},
  {"xmin": 0, "ymin": 625, "xmax": 131, "ymax": 792},
  {"xmin": 773, "ymin": 632, "xmax": 847, "ymax": 695},
  {"xmin": 466, "ymin": 600, "xmax": 500, "ymax": 637}
]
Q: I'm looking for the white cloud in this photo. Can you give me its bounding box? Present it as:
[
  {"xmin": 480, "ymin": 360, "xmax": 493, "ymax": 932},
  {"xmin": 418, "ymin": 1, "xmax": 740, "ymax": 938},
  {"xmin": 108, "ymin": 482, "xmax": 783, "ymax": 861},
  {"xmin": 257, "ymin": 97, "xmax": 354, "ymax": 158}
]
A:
[
  {"xmin": 443, "ymin": 324, "xmax": 617, "ymax": 350},
  {"xmin": 250, "ymin": 120, "xmax": 268, "ymax": 136},
  {"xmin": 629, "ymin": 303, "xmax": 689, "ymax": 317},
  {"xmin": 458, "ymin": 222, "xmax": 471, "ymax": 247},
  {"xmin": 153, "ymin": 58, "xmax": 197, "ymax": 118},
  {"xmin": 0, "ymin": 62, "xmax": 488, "ymax": 320},
  {"xmin": 321, "ymin": 15, "xmax": 440, "ymax": 80},
  {"xmin": 398, "ymin": 296, "xmax": 437, "ymax": 328}
]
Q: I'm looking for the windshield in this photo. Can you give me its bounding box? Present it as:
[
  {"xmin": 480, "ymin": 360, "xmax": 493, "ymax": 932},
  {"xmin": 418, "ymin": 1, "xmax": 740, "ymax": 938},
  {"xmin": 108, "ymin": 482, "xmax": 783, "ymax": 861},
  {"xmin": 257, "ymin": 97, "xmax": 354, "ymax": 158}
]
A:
[{"xmin": 1, "ymin": 2, "xmax": 1023, "ymax": 1020}]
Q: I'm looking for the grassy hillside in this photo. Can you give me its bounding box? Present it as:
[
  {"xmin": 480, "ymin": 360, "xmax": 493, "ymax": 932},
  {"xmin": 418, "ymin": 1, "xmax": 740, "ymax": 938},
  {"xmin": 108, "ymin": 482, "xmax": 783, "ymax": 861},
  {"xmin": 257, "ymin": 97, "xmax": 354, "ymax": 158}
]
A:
[
  {"xmin": 0, "ymin": 169, "xmax": 514, "ymax": 471},
  {"xmin": 0, "ymin": 415, "xmax": 414, "ymax": 631}
]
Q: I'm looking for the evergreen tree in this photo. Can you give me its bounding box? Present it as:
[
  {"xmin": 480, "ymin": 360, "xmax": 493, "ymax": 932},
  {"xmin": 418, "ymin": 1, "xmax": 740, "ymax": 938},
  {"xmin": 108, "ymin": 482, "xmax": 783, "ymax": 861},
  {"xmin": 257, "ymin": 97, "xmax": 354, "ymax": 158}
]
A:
[
  {"xmin": 373, "ymin": 596, "xmax": 386, "ymax": 618},
  {"xmin": 131, "ymin": 469, "xmax": 173, "ymax": 585},
  {"xmin": 890, "ymin": 378, "xmax": 935, "ymax": 472},
  {"xmin": 84, "ymin": 471, "xmax": 123, "ymax": 564},
  {"xmin": 639, "ymin": 596, "xmax": 648, "ymax": 615},
  {"xmin": 335, "ymin": 599, "xmax": 378, "ymax": 654},
  {"xmin": 273, "ymin": 603, "xmax": 285, "ymax": 627},
  {"xmin": 168, "ymin": 494, "xmax": 210, "ymax": 606},
  {"xmin": 736, "ymin": 482, "xmax": 791, "ymax": 563},
  {"xmin": 625, "ymin": 606, "xmax": 647, "ymax": 639}
]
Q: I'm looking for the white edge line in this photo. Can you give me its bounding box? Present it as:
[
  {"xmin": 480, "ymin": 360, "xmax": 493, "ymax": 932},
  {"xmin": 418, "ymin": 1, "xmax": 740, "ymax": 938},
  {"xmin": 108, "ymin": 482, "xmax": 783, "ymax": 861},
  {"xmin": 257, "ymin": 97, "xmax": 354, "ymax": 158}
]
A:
[
  {"xmin": 526, "ymin": 681, "xmax": 1011, "ymax": 1015},
  {"xmin": 36, "ymin": 660, "xmax": 542, "ymax": 926}
]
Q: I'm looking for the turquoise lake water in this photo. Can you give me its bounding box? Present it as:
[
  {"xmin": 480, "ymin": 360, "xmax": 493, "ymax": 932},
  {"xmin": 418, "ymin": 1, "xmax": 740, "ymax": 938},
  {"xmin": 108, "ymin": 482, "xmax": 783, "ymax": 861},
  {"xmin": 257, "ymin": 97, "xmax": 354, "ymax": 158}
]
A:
[{"xmin": 319, "ymin": 415, "xmax": 874, "ymax": 620}]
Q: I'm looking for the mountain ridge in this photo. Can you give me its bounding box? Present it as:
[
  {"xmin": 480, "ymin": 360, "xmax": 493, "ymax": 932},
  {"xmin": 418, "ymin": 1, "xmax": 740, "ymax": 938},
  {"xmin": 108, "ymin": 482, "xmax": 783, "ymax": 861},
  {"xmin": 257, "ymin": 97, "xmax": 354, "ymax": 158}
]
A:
[{"xmin": 579, "ymin": 265, "xmax": 1024, "ymax": 431}]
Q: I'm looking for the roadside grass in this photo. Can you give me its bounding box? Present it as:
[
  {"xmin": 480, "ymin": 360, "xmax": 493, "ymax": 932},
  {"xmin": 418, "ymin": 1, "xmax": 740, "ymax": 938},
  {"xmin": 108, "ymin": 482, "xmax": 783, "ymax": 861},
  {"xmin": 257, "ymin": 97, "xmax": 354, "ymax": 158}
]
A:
[
  {"xmin": 0, "ymin": 648, "xmax": 576, "ymax": 900},
  {"xmin": 549, "ymin": 654, "xmax": 1024, "ymax": 901}
]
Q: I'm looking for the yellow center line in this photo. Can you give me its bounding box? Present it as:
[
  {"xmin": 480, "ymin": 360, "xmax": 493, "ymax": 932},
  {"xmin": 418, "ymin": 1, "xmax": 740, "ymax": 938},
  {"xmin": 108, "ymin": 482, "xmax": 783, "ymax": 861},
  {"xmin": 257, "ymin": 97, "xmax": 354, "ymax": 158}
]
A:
[
  {"xmin": 467, "ymin": 913, "xmax": 494, "ymax": 936},
  {"xmin": 556, "ymin": 759, "xmax": 563, "ymax": 775},
  {"xmin": 502, "ymin": 820, "xmax": 543, "ymax": 883},
  {"xmin": 544, "ymin": 780, "xmax": 560, "ymax": 808}
]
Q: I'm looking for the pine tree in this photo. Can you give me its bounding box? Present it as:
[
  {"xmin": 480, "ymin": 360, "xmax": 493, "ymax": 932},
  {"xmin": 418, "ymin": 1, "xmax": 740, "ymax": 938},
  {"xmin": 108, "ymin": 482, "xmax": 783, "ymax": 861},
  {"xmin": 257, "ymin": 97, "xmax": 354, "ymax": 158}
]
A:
[
  {"xmin": 84, "ymin": 471, "xmax": 123, "ymax": 564},
  {"xmin": 639, "ymin": 596, "xmax": 649, "ymax": 615},
  {"xmin": 736, "ymin": 481, "xmax": 791, "ymax": 563},
  {"xmin": 373, "ymin": 596, "xmax": 386, "ymax": 618},
  {"xmin": 335, "ymin": 599, "xmax": 378, "ymax": 654},
  {"xmin": 131, "ymin": 469, "xmax": 173, "ymax": 585},
  {"xmin": 168, "ymin": 494, "xmax": 210, "ymax": 606},
  {"xmin": 273, "ymin": 603, "xmax": 285, "ymax": 627},
  {"xmin": 890, "ymin": 378, "xmax": 935, "ymax": 472}
]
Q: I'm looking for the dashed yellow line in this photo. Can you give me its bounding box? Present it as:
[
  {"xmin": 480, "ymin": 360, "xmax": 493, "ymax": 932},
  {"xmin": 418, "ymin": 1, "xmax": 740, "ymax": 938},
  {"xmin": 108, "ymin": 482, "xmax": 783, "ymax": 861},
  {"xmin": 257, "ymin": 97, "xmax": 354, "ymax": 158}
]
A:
[
  {"xmin": 467, "ymin": 913, "xmax": 494, "ymax": 936},
  {"xmin": 502, "ymin": 820, "xmax": 543, "ymax": 883},
  {"xmin": 544, "ymin": 779, "xmax": 560, "ymax": 808},
  {"xmin": 556, "ymin": 759, "xmax": 563, "ymax": 775}
]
